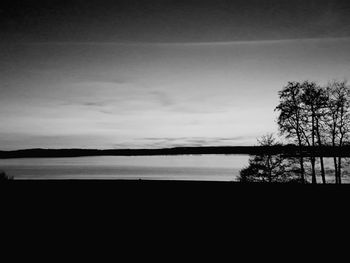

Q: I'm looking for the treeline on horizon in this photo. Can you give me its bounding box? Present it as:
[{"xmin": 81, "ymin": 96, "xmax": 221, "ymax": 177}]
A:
[
  {"xmin": 239, "ymin": 80, "xmax": 350, "ymax": 184},
  {"xmin": 1, "ymin": 145, "xmax": 350, "ymax": 159}
]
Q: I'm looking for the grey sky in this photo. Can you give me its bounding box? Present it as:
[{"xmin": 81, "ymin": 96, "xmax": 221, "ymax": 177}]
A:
[
  {"xmin": 1, "ymin": 1, "xmax": 350, "ymax": 149},
  {"xmin": 2, "ymin": 0, "xmax": 350, "ymax": 43}
]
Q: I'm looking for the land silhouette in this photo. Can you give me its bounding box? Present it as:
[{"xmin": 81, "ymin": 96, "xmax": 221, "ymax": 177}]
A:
[{"xmin": 1, "ymin": 145, "xmax": 350, "ymax": 159}]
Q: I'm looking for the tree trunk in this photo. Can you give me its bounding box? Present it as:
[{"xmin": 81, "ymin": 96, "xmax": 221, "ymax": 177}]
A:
[
  {"xmin": 299, "ymin": 155, "xmax": 305, "ymax": 183},
  {"xmin": 332, "ymin": 130, "xmax": 338, "ymax": 184},
  {"xmin": 315, "ymin": 118, "xmax": 326, "ymax": 183},
  {"xmin": 337, "ymin": 157, "xmax": 342, "ymax": 184},
  {"xmin": 297, "ymin": 136, "xmax": 305, "ymax": 183},
  {"xmin": 319, "ymin": 157, "xmax": 326, "ymax": 184},
  {"xmin": 311, "ymin": 157, "xmax": 317, "ymax": 184},
  {"xmin": 311, "ymin": 111, "xmax": 317, "ymax": 184},
  {"xmin": 333, "ymin": 157, "xmax": 338, "ymax": 184},
  {"xmin": 295, "ymin": 106, "xmax": 305, "ymax": 184}
]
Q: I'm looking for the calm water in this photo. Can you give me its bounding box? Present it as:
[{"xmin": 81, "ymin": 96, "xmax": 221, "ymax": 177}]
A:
[{"xmin": 0, "ymin": 154, "xmax": 249, "ymax": 181}]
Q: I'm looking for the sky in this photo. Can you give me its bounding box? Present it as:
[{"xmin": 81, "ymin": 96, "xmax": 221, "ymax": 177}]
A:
[{"xmin": 1, "ymin": 0, "xmax": 350, "ymax": 150}]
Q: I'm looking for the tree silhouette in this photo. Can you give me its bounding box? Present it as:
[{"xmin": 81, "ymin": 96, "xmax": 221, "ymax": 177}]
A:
[
  {"xmin": 275, "ymin": 82, "xmax": 306, "ymax": 183},
  {"xmin": 325, "ymin": 80, "xmax": 350, "ymax": 184},
  {"xmin": 238, "ymin": 134, "xmax": 302, "ymax": 183},
  {"xmin": 0, "ymin": 171, "xmax": 13, "ymax": 181},
  {"xmin": 242, "ymin": 79, "xmax": 350, "ymax": 184},
  {"xmin": 300, "ymin": 81, "xmax": 328, "ymax": 184}
]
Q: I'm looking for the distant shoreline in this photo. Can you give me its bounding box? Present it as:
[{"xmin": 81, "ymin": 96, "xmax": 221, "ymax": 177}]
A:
[{"xmin": 1, "ymin": 146, "xmax": 350, "ymax": 159}]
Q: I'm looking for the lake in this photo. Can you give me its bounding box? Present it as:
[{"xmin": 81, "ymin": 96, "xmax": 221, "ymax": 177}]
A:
[
  {"xmin": 0, "ymin": 154, "xmax": 250, "ymax": 181},
  {"xmin": 1, "ymin": 154, "xmax": 349, "ymax": 182}
]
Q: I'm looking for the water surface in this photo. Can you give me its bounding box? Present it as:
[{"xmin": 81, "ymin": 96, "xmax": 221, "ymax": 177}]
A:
[{"xmin": 0, "ymin": 154, "xmax": 249, "ymax": 181}]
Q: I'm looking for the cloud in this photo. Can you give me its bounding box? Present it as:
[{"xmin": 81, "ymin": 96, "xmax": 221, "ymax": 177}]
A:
[
  {"xmin": 169, "ymin": 105, "xmax": 228, "ymax": 114},
  {"xmin": 58, "ymin": 81, "xmax": 180, "ymax": 116},
  {"xmin": 109, "ymin": 135, "xmax": 257, "ymax": 149},
  {"xmin": 149, "ymin": 91, "xmax": 175, "ymax": 107},
  {"xmin": 23, "ymin": 37, "xmax": 350, "ymax": 48},
  {"xmin": 81, "ymin": 101, "xmax": 108, "ymax": 107},
  {"xmin": 140, "ymin": 136, "xmax": 256, "ymax": 146}
]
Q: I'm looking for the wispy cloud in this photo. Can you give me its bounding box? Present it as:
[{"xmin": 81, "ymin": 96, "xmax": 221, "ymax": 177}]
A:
[
  {"xmin": 23, "ymin": 37, "xmax": 350, "ymax": 47},
  {"xmin": 140, "ymin": 136, "xmax": 255, "ymax": 146},
  {"xmin": 81, "ymin": 101, "xmax": 109, "ymax": 107},
  {"xmin": 149, "ymin": 91, "xmax": 175, "ymax": 107},
  {"xmin": 58, "ymin": 81, "xmax": 180, "ymax": 116}
]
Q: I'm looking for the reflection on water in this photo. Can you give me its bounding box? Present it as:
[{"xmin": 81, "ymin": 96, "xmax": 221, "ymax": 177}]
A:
[
  {"xmin": 307, "ymin": 157, "xmax": 350, "ymax": 184},
  {"xmin": 239, "ymin": 154, "xmax": 350, "ymax": 184},
  {"xmin": 0, "ymin": 154, "xmax": 249, "ymax": 181},
  {"xmin": 1, "ymin": 154, "xmax": 349, "ymax": 182}
]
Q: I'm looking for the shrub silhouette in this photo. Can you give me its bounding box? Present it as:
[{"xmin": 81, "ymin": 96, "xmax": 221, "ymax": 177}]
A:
[
  {"xmin": 238, "ymin": 134, "xmax": 303, "ymax": 183},
  {"xmin": 0, "ymin": 171, "xmax": 13, "ymax": 181}
]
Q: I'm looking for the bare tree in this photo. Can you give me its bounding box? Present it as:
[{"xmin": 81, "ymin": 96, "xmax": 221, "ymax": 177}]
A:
[
  {"xmin": 325, "ymin": 80, "xmax": 350, "ymax": 184},
  {"xmin": 300, "ymin": 81, "xmax": 328, "ymax": 184},
  {"xmin": 275, "ymin": 82, "xmax": 306, "ymax": 183}
]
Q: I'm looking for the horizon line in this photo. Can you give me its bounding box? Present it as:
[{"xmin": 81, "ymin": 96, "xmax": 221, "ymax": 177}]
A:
[{"xmin": 0, "ymin": 144, "xmax": 320, "ymax": 152}]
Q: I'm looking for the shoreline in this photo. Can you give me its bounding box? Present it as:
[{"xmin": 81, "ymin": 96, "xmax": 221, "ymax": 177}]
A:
[{"xmin": 2, "ymin": 145, "xmax": 350, "ymax": 159}]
